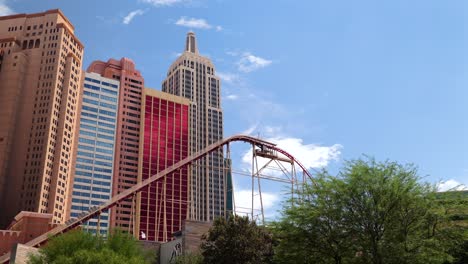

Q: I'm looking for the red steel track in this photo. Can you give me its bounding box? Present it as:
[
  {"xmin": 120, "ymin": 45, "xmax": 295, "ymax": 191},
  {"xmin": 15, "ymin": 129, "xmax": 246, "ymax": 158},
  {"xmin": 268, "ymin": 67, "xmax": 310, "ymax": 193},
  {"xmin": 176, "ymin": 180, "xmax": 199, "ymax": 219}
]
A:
[{"xmin": 0, "ymin": 134, "xmax": 312, "ymax": 263}]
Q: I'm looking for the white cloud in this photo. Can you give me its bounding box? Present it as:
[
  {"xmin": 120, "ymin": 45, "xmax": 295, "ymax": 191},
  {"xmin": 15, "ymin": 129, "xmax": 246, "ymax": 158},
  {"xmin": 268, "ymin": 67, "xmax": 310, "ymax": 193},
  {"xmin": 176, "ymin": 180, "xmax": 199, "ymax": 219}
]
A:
[
  {"xmin": 242, "ymin": 124, "xmax": 258, "ymax": 135},
  {"xmin": 0, "ymin": 0, "xmax": 13, "ymax": 16},
  {"xmin": 171, "ymin": 52, "xmax": 183, "ymax": 58},
  {"xmin": 141, "ymin": 0, "xmax": 185, "ymax": 6},
  {"xmin": 175, "ymin": 17, "xmax": 212, "ymax": 29},
  {"xmin": 123, "ymin": 9, "xmax": 145, "ymax": 24},
  {"xmin": 225, "ymin": 94, "xmax": 239, "ymax": 100},
  {"xmin": 437, "ymin": 179, "xmax": 468, "ymax": 192},
  {"xmin": 234, "ymin": 189, "xmax": 280, "ymax": 217},
  {"xmin": 174, "ymin": 17, "xmax": 223, "ymax": 31},
  {"xmin": 226, "ymin": 51, "xmax": 239, "ymax": 56},
  {"xmin": 242, "ymin": 134, "xmax": 342, "ymax": 173},
  {"xmin": 217, "ymin": 72, "xmax": 239, "ymax": 84},
  {"xmin": 237, "ymin": 52, "xmax": 272, "ymax": 73}
]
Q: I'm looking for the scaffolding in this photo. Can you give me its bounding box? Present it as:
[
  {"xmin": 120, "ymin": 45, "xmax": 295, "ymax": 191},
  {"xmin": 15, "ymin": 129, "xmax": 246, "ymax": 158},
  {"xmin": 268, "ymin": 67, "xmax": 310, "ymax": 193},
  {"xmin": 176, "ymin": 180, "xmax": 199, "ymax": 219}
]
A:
[{"xmin": 225, "ymin": 142, "xmax": 305, "ymax": 225}]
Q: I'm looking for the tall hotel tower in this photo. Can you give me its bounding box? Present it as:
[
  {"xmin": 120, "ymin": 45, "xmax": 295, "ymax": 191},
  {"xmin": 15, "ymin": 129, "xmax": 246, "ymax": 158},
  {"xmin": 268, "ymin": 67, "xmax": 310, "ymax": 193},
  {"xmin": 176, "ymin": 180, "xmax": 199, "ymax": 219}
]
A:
[
  {"xmin": 87, "ymin": 58, "xmax": 144, "ymax": 232},
  {"xmin": 0, "ymin": 10, "xmax": 83, "ymax": 227},
  {"xmin": 162, "ymin": 32, "xmax": 224, "ymax": 221},
  {"xmin": 69, "ymin": 72, "xmax": 120, "ymax": 235},
  {"xmin": 136, "ymin": 88, "xmax": 190, "ymax": 242}
]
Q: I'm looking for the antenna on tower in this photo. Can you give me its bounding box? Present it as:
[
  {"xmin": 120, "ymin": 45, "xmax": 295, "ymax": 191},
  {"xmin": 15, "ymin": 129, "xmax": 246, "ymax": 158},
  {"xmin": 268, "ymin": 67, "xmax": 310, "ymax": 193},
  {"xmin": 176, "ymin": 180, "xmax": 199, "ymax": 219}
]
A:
[{"xmin": 185, "ymin": 31, "xmax": 199, "ymax": 54}]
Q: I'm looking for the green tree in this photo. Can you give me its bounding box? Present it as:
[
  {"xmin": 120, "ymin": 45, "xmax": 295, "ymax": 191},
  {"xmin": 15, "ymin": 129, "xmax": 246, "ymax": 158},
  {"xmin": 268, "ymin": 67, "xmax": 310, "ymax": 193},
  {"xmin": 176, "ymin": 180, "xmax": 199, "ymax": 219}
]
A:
[
  {"xmin": 174, "ymin": 253, "xmax": 203, "ymax": 264},
  {"xmin": 274, "ymin": 157, "xmax": 459, "ymax": 264},
  {"xmin": 272, "ymin": 173, "xmax": 353, "ymax": 264},
  {"xmin": 435, "ymin": 191, "xmax": 468, "ymax": 264},
  {"xmin": 28, "ymin": 229, "xmax": 155, "ymax": 264},
  {"xmin": 200, "ymin": 214, "xmax": 274, "ymax": 264}
]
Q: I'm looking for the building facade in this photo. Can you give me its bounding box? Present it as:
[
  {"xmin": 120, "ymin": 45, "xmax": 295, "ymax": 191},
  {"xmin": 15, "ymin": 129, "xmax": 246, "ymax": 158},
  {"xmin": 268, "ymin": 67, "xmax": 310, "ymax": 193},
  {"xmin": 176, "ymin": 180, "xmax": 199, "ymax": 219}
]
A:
[
  {"xmin": 136, "ymin": 88, "xmax": 190, "ymax": 242},
  {"xmin": 0, "ymin": 9, "xmax": 84, "ymax": 227},
  {"xmin": 162, "ymin": 32, "xmax": 225, "ymax": 221},
  {"xmin": 69, "ymin": 72, "xmax": 119, "ymax": 235},
  {"xmin": 87, "ymin": 58, "xmax": 144, "ymax": 232},
  {"xmin": 0, "ymin": 211, "xmax": 58, "ymax": 256}
]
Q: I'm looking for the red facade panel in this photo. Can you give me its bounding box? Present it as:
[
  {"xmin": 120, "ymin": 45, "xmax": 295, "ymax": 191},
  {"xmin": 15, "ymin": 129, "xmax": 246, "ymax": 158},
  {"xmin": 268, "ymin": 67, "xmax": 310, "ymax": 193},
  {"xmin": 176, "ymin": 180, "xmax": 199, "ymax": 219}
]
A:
[{"xmin": 139, "ymin": 93, "xmax": 189, "ymax": 242}]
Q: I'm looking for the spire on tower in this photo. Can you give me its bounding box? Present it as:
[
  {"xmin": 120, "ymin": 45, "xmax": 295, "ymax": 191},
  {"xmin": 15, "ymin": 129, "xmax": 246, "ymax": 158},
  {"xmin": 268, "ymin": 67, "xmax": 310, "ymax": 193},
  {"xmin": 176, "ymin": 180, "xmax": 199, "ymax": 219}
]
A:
[{"xmin": 185, "ymin": 31, "xmax": 198, "ymax": 54}]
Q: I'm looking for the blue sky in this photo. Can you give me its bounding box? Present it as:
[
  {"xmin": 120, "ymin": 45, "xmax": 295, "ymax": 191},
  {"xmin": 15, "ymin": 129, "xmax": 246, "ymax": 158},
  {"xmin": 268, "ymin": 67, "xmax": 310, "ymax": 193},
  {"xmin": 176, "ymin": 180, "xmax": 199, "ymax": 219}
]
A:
[{"xmin": 3, "ymin": 0, "xmax": 467, "ymax": 219}]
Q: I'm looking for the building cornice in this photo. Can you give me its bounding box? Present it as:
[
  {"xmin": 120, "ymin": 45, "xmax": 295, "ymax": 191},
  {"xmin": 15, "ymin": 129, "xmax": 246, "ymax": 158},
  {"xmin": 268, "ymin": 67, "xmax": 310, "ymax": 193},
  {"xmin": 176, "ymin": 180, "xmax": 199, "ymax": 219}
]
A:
[{"xmin": 0, "ymin": 9, "xmax": 75, "ymax": 31}]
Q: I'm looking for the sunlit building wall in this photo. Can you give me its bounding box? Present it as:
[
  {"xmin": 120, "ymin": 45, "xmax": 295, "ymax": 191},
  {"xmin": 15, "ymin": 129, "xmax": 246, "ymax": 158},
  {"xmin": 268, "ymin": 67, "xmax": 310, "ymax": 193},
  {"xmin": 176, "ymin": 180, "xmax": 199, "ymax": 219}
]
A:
[{"xmin": 0, "ymin": 9, "xmax": 84, "ymax": 227}]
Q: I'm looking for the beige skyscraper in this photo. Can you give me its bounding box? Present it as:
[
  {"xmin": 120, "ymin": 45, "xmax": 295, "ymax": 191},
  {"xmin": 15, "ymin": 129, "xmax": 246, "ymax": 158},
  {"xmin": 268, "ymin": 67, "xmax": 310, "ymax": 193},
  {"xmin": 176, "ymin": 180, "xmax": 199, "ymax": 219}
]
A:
[
  {"xmin": 0, "ymin": 9, "xmax": 83, "ymax": 227},
  {"xmin": 162, "ymin": 32, "xmax": 225, "ymax": 221}
]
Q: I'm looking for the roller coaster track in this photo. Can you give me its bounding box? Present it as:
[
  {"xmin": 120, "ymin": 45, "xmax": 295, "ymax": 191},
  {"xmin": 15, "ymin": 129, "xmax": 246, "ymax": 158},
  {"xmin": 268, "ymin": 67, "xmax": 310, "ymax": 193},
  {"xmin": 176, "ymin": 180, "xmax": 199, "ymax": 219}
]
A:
[{"xmin": 0, "ymin": 134, "xmax": 312, "ymax": 263}]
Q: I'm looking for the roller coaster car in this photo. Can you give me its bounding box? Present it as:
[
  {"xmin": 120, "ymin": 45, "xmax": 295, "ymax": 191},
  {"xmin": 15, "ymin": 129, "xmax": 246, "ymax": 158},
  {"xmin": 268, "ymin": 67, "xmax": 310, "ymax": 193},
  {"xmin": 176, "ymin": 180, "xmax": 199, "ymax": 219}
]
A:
[{"xmin": 256, "ymin": 146, "xmax": 274, "ymax": 155}]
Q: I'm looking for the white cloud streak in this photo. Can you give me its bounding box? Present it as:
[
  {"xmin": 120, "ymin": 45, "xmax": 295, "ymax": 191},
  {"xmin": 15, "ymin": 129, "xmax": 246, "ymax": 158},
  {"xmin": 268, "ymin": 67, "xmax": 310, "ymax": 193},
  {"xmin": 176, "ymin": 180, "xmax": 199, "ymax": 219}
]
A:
[
  {"xmin": 0, "ymin": 0, "xmax": 13, "ymax": 16},
  {"xmin": 171, "ymin": 52, "xmax": 183, "ymax": 58},
  {"xmin": 175, "ymin": 17, "xmax": 212, "ymax": 29},
  {"xmin": 242, "ymin": 124, "xmax": 258, "ymax": 135},
  {"xmin": 217, "ymin": 72, "xmax": 240, "ymax": 84},
  {"xmin": 237, "ymin": 52, "xmax": 272, "ymax": 73},
  {"xmin": 242, "ymin": 136, "xmax": 342, "ymax": 171},
  {"xmin": 141, "ymin": 0, "xmax": 186, "ymax": 6},
  {"xmin": 123, "ymin": 9, "xmax": 145, "ymax": 24},
  {"xmin": 437, "ymin": 179, "xmax": 468, "ymax": 192},
  {"xmin": 234, "ymin": 189, "xmax": 280, "ymax": 218},
  {"xmin": 225, "ymin": 94, "xmax": 239, "ymax": 100},
  {"xmin": 174, "ymin": 17, "xmax": 223, "ymax": 31}
]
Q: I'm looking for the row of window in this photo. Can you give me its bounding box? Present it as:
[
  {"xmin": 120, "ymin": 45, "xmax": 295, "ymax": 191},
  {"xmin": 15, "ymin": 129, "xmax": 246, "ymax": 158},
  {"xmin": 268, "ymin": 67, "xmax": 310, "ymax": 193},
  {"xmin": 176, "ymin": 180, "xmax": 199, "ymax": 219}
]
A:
[
  {"xmin": 82, "ymin": 105, "xmax": 117, "ymax": 117},
  {"xmin": 79, "ymin": 129, "xmax": 115, "ymax": 141},
  {"xmin": 76, "ymin": 164, "xmax": 112, "ymax": 174},
  {"xmin": 73, "ymin": 191, "xmax": 110, "ymax": 200},
  {"xmin": 83, "ymin": 98, "xmax": 118, "ymax": 110},
  {"xmin": 70, "ymin": 212, "xmax": 109, "ymax": 221},
  {"xmin": 74, "ymin": 184, "xmax": 110, "ymax": 193},
  {"xmin": 81, "ymin": 111, "xmax": 116, "ymax": 123},
  {"xmin": 77, "ymin": 150, "xmax": 113, "ymax": 161},
  {"xmin": 79, "ymin": 137, "xmax": 115, "ymax": 149},
  {"xmin": 84, "ymin": 83, "xmax": 118, "ymax": 95},
  {"xmin": 81, "ymin": 124, "xmax": 114, "ymax": 135},
  {"xmin": 84, "ymin": 77, "xmax": 119, "ymax": 89},
  {"xmin": 81, "ymin": 118, "xmax": 116, "ymax": 129},
  {"xmin": 78, "ymin": 144, "xmax": 114, "ymax": 155},
  {"xmin": 77, "ymin": 157, "xmax": 113, "ymax": 168},
  {"xmin": 74, "ymin": 177, "xmax": 111, "ymax": 186},
  {"xmin": 84, "ymin": 91, "xmax": 118, "ymax": 102},
  {"xmin": 75, "ymin": 170, "xmax": 112, "ymax": 180}
]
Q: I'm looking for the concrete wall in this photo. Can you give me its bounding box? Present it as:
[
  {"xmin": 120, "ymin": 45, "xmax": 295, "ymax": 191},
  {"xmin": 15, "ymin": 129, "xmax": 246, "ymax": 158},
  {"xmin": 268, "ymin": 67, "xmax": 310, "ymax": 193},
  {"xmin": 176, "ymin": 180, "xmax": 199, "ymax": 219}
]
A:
[
  {"xmin": 9, "ymin": 244, "xmax": 39, "ymax": 264},
  {"xmin": 182, "ymin": 220, "xmax": 212, "ymax": 254}
]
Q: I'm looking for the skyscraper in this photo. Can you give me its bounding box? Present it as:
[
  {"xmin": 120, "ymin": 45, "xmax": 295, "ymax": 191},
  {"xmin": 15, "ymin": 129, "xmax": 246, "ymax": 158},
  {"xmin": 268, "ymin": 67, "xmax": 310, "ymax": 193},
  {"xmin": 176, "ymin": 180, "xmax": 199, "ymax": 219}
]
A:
[
  {"xmin": 0, "ymin": 9, "xmax": 84, "ymax": 227},
  {"xmin": 69, "ymin": 72, "xmax": 120, "ymax": 235},
  {"xmin": 87, "ymin": 58, "xmax": 144, "ymax": 232},
  {"xmin": 162, "ymin": 32, "xmax": 225, "ymax": 221},
  {"xmin": 136, "ymin": 88, "xmax": 190, "ymax": 242}
]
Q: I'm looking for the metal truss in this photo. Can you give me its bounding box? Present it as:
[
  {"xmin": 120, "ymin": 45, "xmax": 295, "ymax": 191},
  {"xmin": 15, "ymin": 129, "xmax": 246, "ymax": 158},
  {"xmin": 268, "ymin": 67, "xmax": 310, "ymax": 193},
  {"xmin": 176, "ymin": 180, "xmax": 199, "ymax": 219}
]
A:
[{"xmin": 0, "ymin": 134, "xmax": 312, "ymax": 263}]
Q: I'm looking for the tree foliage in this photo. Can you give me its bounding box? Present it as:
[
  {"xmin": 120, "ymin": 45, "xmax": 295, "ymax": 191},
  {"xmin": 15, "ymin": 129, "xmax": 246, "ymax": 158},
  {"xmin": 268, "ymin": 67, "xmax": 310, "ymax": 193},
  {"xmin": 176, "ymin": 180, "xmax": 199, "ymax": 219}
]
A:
[
  {"xmin": 274, "ymin": 157, "xmax": 465, "ymax": 264},
  {"xmin": 174, "ymin": 252, "xmax": 203, "ymax": 264},
  {"xmin": 28, "ymin": 229, "xmax": 155, "ymax": 264},
  {"xmin": 434, "ymin": 191, "xmax": 468, "ymax": 264},
  {"xmin": 200, "ymin": 214, "xmax": 274, "ymax": 264}
]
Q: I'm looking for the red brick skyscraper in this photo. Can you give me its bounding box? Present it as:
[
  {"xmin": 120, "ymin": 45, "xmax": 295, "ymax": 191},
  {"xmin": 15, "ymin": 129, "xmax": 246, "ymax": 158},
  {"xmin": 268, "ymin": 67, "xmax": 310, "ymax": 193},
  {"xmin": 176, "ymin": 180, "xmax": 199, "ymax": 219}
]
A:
[
  {"xmin": 87, "ymin": 58, "xmax": 144, "ymax": 232},
  {"xmin": 0, "ymin": 9, "xmax": 83, "ymax": 227},
  {"xmin": 136, "ymin": 89, "xmax": 190, "ymax": 242}
]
